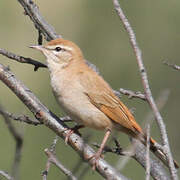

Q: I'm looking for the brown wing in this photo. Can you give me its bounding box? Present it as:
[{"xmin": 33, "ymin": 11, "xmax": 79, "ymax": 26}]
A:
[
  {"xmin": 86, "ymin": 92, "xmax": 142, "ymax": 133},
  {"xmin": 79, "ymin": 68, "xmax": 143, "ymax": 134}
]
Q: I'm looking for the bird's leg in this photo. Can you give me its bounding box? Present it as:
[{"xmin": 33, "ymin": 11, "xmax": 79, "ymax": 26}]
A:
[
  {"xmin": 91, "ymin": 129, "xmax": 111, "ymax": 170},
  {"xmin": 65, "ymin": 125, "xmax": 84, "ymax": 144}
]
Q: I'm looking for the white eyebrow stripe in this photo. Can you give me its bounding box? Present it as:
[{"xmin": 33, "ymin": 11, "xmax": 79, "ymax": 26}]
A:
[
  {"xmin": 47, "ymin": 45, "xmax": 73, "ymax": 51},
  {"xmin": 59, "ymin": 45, "xmax": 73, "ymax": 51}
]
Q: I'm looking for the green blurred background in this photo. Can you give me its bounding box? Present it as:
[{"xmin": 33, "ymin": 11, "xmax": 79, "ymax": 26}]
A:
[{"xmin": 0, "ymin": 0, "xmax": 180, "ymax": 179}]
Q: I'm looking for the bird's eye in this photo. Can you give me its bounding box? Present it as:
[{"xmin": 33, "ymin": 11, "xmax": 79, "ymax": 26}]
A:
[{"xmin": 55, "ymin": 47, "xmax": 62, "ymax": 52}]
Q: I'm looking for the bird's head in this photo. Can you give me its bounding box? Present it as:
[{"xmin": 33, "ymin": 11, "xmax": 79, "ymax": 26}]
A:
[{"xmin": 30, "ymin": 38, "xmax": 84, "ymax": 68}]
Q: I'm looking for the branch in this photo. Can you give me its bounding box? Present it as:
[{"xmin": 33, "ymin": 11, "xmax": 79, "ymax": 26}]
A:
[
  {"xmin": 112, "ymin": 0, "xmax": 178, "ymax": 179},
  {"xmin": 17, "ymin": 0, "xmax": 60, "ymax": 41},
  {"xmin": 163, "ymin": 61, "xmax": 180, "ymax": 71},
  {"xmin": 0, "ymin": 104, "xmax": 23, "ymax": 180},
  {"xmin": 42, "ymin": 136, "xmax": 58, "ymax": 180},
  {"xmin": 94, "ymin": 138, "xmax": 170, "ymax": 180},
  {"xmin": 44, "ymin": 149, "xmax": 77, "ymax": 180},
  {"xmin": 0, "ymin": 170, "xmax": 14, "ymax": 180},
  {"xmin": 119, "ymin": 88, "xmax": 146, "ymax": 101},
  {"xmin": 0, "ymin": 106, "xmax": 42, "ymax": 125},
  {"xmin": 142, "ymin": 89, "xmax": 170, "ymax": 131},
  {"xmin": 38, "ymin": 30, "xmax": 43, "ymax": 45},
  {"xmin": 0, "ymin": 64, "xmax": 129, "ymax": 180},
  {"xmin": 0, "ymin": 48, "xmax": 47, "ymax": 71},
  {"xmin": 16, "ymin": 0, "xmax": 102, "ymax": 76},
  {"xmin": 59, "ymin": 116, "xmax": 73, "ymax": 122},
  {"xmin": 132, "ymin": 139, "xmax": 170, "ymax": 180}
]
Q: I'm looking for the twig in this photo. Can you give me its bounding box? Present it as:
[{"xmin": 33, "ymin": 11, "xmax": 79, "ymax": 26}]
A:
[
  {"xmin": 93, "ymin": 137, "xmax": 135, "ymax": 157},
  {"xmin": 49, "ymin": 136, "xmax": 59, "ymax": 152},
  {"xmin": 60, "ymin": 116, "xmax": 73, "ymax": 122},
  {"xmin": 131, "ymin": 138, "xmax": 170, "ymax": 180},
  {"xmin": 0, "ymin": 48, "xmax": 47, "ymax": 71},
  {"xmin": 42, "ymin": 160, "xmax": 50, "ymax": 180},
  {"xmin": 119, "ymin": 88, "xmax": 146, "ymax": 101},
  {"xmin": 0, "ymin": 104, "xmax": 23, "ymax": 180},
  {"xmin": 42, "ymin": 136, "xmax": 58, "ymax": 180},
  {"xmin": 0, "ymin": 106, "xmax": 42, "ymax": 125},
  {"xmin": 38, "ymin": 30, "xmax": 43, "ymax": 45},
  {"xmin": 16, "ymin": 0, "xmax": 103, "ymax": 78},
  {"xmin": 85, "ymin": 59, "xmax": 100, "ymax": 74},
  {"xmin": 43, "ymin": 136, "xmax": 76, "ymax": 180},
  {"xmin": 94, "ymin": 138, "xmax": 170, "ymax": 180},
  {"xmin": 114, "ymin": 90, "xmax": 122, "ymax": 98},
  {"xmin": 44, "ymin": 149, "xmax": 77, "ymax": 180},
  {"xmin": 163, "ymin": 61, "xmax": 180, "ymax": 71},
  {"xmin": 17, "ymin": 0, "xmax": 60, "ymax": 41},
  {"xmin": 0, "ymin": 63, "xmax": 129, "ymax": 180},
  {"xmin": 112, "ymin": 0, "xmax": 178, "ymax": 179},
  {"xmin": 142, "ymin": 89, "xmax": 170, "ymax": 131},
  {"xmin": 0, "ymin": 170, "xmax": 14, "ymax": 180}
]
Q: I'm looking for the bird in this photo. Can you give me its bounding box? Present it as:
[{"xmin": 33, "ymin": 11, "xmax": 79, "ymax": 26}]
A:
[{"xmin": 30, "ymin": 38, "xmax": 179, "ymax": 170}]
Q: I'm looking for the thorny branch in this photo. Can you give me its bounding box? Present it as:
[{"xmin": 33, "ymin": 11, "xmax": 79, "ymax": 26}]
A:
[{"xmin": 112, "ymin": 0, "xmax": 178, "ymax": 179}]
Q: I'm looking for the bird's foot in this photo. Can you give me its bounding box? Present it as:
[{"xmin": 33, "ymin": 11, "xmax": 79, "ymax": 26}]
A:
[
  {"xmin": 89, "ymin": 129, "xmax": 111, "ymax": 170},
  {"xmin": 64, "ymin": 125, "xmax": 84, "ymax": 144},
  {"xmin": 89, "ymin": 151, "xmax": 104, "ymax": 170}
]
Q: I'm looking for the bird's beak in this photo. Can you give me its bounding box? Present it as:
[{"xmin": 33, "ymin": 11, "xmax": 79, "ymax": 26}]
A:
[{"xmin": 29, "ymin": 45, "xmax": 44, "ymax": 51}]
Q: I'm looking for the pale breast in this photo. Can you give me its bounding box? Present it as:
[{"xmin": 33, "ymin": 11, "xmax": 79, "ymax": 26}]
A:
[{"xmin": 50, "ymin": 72, "xmax": 113, "ymax": 130}]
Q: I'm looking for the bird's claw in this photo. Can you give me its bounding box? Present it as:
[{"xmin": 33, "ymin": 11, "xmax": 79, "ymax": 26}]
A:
[
  {"xmin": 63, "ymin": 125, "xmax": 84, "ymax": 144},
  {"xmin": 65, "ymin": 129, "xmax": 74, "ymax": 144},
  {"xmin": 89, "ymin": 151, "xmax": 104, "ymax": 170}
]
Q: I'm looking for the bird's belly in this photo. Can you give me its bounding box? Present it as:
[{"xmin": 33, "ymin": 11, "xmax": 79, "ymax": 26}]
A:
[
  {"xmin": 50, "ymin": 73, "xmax": 112, "ymax": 130},
  {"xmin": 56, "ymin": 92, "xmax": 112, "ymax": 130}
]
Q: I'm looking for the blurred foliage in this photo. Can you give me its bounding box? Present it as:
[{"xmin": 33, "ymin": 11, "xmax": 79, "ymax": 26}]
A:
[{"xmin": 0, "ymin": 0, "xmax": 180, "ymax": 179}]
